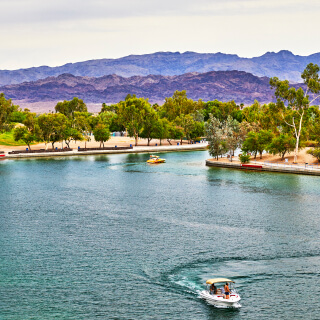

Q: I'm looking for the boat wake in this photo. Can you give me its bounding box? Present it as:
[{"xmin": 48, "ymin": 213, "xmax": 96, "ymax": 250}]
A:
[
  {"xmin": 168, "ymin": 274, "xmax": 203, "ymax": 295},
  {"xmin": 165, "ymin": 253, "xmax": 320, "ymax": 311}
]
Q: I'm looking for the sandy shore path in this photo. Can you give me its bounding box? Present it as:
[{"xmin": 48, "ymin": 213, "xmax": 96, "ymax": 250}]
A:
[
  {"xmin": 206, "ymin": 148, "xmax": 320, "ymax": 176},
  {"xmin": 1, "ymin": 137, "xmax": 208, "ymax": 159},
  {"xmin": 0, "ymin": 136, "xmax": 172, "ymax": 151},
  {"xmin": 208, "ymin": 147, "xmax": 319, "ymax": 166},
  {"xmin": 0, "ymin": 136, "xmax": 205, "ymax": 151}
]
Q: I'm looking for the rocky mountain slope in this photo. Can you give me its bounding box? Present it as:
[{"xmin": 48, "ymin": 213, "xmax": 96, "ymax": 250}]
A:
[
  {"xmin": 1, "ymin": 50, "xmax": 319, "ymax": 86},
  {"xmin": 1, "ymin": 70, "xmax": 277, "ymax": 106}
]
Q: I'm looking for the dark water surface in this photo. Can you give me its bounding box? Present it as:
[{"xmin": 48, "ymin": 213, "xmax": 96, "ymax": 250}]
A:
[{"xmin": 1, "ymin": 151, "xmax": 320, "ymax": 319}]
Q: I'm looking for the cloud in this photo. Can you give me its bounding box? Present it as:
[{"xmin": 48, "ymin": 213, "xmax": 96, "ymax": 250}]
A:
[
  {"xmin": 0, "ymin": 0, "xmax": 320, "ymax": 69},
  {"xmin": 1, "ymin": 0, "xmax": 320, "ymax": 25}
]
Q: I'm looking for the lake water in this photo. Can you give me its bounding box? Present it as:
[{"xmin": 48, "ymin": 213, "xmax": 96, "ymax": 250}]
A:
[{"xmin": 1, "ymin": 151, "xmax": 320, "ymax": 319}]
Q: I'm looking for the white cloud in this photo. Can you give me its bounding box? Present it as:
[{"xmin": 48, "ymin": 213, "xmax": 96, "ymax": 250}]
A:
[{"xmin": 2, "ymin": 0, "xmax": 320, "ymax": 23}]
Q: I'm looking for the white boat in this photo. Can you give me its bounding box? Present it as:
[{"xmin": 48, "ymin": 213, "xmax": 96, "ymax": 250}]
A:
[{"xmin": 199, "ymin": 278, "xmax": 241, "ymax": 308}]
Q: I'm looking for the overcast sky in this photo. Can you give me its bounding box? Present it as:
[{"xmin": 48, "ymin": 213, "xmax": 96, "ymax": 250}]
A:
[{"xmin": 1, "ymin": 0, "xmax": 320, "ymax": 69}]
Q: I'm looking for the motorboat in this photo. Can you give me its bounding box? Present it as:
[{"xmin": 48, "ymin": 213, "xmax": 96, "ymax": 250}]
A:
[
  {"xmin": 146, "ymin": 155, "xmax": 166, "ymax": 164},
  {"xmin": 199, "ymin": 278, "xmax": 241, "ymax": 308}
]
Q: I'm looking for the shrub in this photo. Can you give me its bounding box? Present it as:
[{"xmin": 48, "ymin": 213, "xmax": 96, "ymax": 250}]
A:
[
  {"xmin": 239, "ymin": 152, "xmax": 251, "ymax": 164},
  {"xmin": 305, "ymin": 140, "xmax": 319, "ymax": 147},
  {"xmin": 9, "ymin": 111, "xmax": 26, "ymax": 123},
  {"xmin": 307, "ymin": 148, "xmax": 320, "ymax": 161}
]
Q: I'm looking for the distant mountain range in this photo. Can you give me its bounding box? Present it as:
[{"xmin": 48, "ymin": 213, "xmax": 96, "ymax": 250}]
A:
[
  {"xmin": 1, "ymin": 71, "xmax": 277, "ymax": 107},
  {"xmin": 1, "ymin": 50, "xmax": 320, "ymax": 86}
]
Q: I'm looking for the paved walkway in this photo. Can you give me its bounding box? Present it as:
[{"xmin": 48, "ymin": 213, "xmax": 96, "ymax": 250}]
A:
[
  {"xmin": 3, "ymin": 142, "xmax": 208, "ymax": 159},
  {"xmin": 206, "ymin": 158, "xmax": 320, "ymax": 176}
]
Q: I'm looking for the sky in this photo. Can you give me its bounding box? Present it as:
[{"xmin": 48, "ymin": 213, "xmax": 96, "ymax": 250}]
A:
[{"xmin": 1, "ymin": 0, "xmax": 320, "ymax": 70}]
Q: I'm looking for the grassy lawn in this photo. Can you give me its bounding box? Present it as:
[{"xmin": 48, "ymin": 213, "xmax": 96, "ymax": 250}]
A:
[{"xmin": 0, "ymin": 131, "xmax": 24, "ymax": 146}]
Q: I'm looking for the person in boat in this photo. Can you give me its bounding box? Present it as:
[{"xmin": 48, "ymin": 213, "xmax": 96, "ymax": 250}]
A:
[
  {"xmin": 224, "ymin": 282, "xmax": 230, "ymax": 299},
  {"xmin": 210, "ymin": 283, "xmax": 217, "ymax": 295}
]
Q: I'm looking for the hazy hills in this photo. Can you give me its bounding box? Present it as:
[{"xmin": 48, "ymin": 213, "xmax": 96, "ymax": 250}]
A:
[
  {"xmin": 0, "ymin": 71, "xmax": 276, "ymax": 108},
  {"xmin": 1, "ymin": 50, "xmax": 320, "ymax": 86}
]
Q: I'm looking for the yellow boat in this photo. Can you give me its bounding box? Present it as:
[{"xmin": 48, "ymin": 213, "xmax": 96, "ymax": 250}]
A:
[{"xmin": 146, "ymin": 155, "xmax": 166, "ymax": 164}]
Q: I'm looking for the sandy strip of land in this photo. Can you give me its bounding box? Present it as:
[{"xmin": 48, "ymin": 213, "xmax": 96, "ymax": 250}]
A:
[
  {"xmin": 206, "ymin": 147, "xmax": 320, "ymax": 176},
  {"xmin": 1, "ymin": 137, "xmax": 208, "ymax": 159},
  {"xmin": 208, "ymin": 148, "xmax": 318, "ymax": 166},
  {"xmin": 0, "ymin": 136, "xmax": 190, "ymax": 152}
]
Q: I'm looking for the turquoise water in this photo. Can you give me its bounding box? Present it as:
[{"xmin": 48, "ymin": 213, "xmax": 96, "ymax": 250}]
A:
[{"xmin": 1, "ymin": 151, "xmax": 320, "ymax": 319}]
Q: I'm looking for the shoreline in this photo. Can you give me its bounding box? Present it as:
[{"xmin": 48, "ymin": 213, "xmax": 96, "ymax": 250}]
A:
[
  {"xmin": 206, "ymin": 159, "xmax": 320, "ymax": 176},
  {"xmin": 2, "ymin": 143, "xmax": 208, "ymax": 159}
]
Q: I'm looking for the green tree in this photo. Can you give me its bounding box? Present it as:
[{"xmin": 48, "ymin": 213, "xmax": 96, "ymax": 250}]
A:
[
  {"xmin": 100, "ymin": 103, "xmax": 124, "ymax": 132},
  {"xmin": 267, "ymin": 134, "xmax": 296, "ymax": 160},
  {"xmin": 307, "ymin": 108, "xmax": 320, "ymax": 143},
  {"xmin": 9, "ymin": 110, "xmax": 27, "ymax": 123},
  {"xmin": 38, "ymin": 113, "xmax": 68, "ymax": 149},
  {"xmin": 153, "ymin": 118, "xmax": 170, "ymax": 146},
  {"xmin": 205, "ymin": 115, "xmax": 225, "ymax": 160},
  {"xmin": 242, "ymin": 130, "xmax": 273, "ymax": 159},
  {"xmin": 257, "ymin": 130, "xmax": 274, "ymax": 159},
  {"xmin": 55, "ymin": 97, "xmax": 87, "ymax": 122},
  {"xmin": 62, "ymin": 126, "xmax": 83, "ymax": 148},
  {"xmin": 118, "ymin": 94, "xmax": 151, "ymax": 146},
  {"xmin": 241, "ymin": 132, "xmax": 259, "ymax": 159},
  {"xmin": 13, "ymin": 126, "xmax": 37, "ymax": 150},
  {"xmin": 100, "ymin": 103, "xmax": 118, "ymax": 113},
  {"xmin": 270, "ymin": 63, "xmax": 320, "ymax": 162},
  {"xmin": 190, "ymin": 121, "xmax": 204, "ymax": 141},
  {"xmin": 23, "ymin": 111, "xmax": 37, "ymax": 131},
  {"xmin": 93, "ymin": 123, "xmax": 111, "ymax": 148},
  {"xmin": 140, "ymin": 108, "xmax": 159, "ymax": 146},
  {"xmin": 74, "ymin": 112, "xmax": 92, "ymax": 148},
  {"xmin": 242, "ymin": 101, "xmax": 283, "ymax": 133},
  {"xmin": 160, "ymin": 90, "xmax": 203, "ymax": 121},
  {"xmin": 167, "ymin": 124, "xmax": 184, "ymax": 145},
  {"xmin": 0, "ymin": 93, "xmax": 19, "ymax": 131},
  {"xmin": 224, "ymin": 116, "xmax": 240, "ymax": 160},
  {"xmin": 174, "ymin": 114, "xmax": 203, "ymax": 144},
  {"xmin": 307, "ymin": 147, "xmax": 320, "ymax": 161},
  {"xmin": 204, "ymin": 100, "xmax": 242, "ymax": 122},
  {"xmin": 242, "ymin": 100, "xmax": 263, "ymax": 129},
  {"xmin": 176, "ymin": 114, "xmax": 192, "ymax": 144},
  {"xmin": 13, "ymin": 111, "xmax": 41, "ymax": 150},
  {"xmin": 97, "ymin": 111, "xmax": 114, "ymax": 127}
]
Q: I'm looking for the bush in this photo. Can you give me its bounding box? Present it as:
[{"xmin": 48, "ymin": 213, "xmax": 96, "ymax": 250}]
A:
[
  {"xmin": 239, "ymin": 152, "xmax": 251, "ymax": 164},
  {"xmin": 305, "ymin": 140, "xmax": 319, "ymax": 147},
  {"xmin": 307, "ymin": 148, "xmax": 320, "ymax": 161},
  {"xmin": 9, "ymin": 111, "xmax": 26, "ymax": 123}
]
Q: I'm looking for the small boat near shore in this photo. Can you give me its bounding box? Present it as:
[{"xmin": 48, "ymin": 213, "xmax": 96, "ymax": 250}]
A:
[
  {"xmin": 146, "ymin": 155, "xmax": 166, "ymax": 164},
  {"xmin": 199, "ymin": 278, "xmax": 241, "ymax": 308}
]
